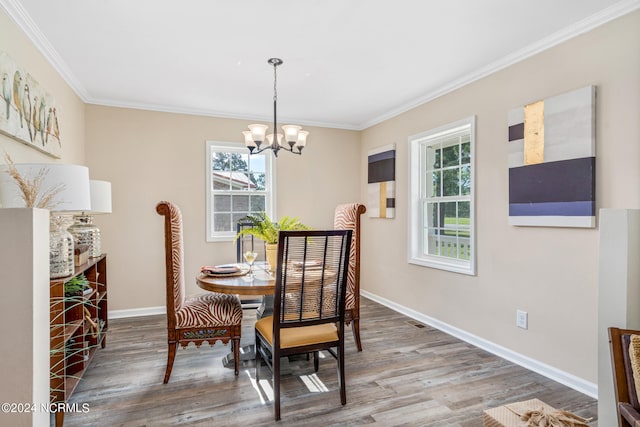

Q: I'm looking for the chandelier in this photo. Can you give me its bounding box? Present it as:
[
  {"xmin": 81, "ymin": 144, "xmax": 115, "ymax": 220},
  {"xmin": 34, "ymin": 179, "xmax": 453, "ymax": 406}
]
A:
[{"xmin": 242, "ymin": 58, "xmax": 309, "ymax": 157}]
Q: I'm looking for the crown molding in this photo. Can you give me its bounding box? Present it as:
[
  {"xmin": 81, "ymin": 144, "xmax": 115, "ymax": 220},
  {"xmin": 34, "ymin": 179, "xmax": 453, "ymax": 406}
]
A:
[
  {"xmin": 0, "ymin": 0, "xmax": 359, "ymax": 131},
  {"xmin": 359, "ymin": 0, "xmax": 640, "ymax": 130},
  {"xmin": 0, "ymin": 0, "xmax": 90, "ymax": 101},
  {"xmin": 3, "ymin": 0, "xmax": 638, "ymax": 131},
  {"xmin": 85, "ymin": 98, "xmax": 362, "ymax": 131}
]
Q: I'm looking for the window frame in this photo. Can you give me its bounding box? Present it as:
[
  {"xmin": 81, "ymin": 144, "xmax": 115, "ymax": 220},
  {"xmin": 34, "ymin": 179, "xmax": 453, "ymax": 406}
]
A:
[
  {"xmin": 205, "ymin": 140, "xmax": 276, "ymax": 242},
  {"xmin": 408, "ymin": 116, "xmax": 476, "ymax": 275}
]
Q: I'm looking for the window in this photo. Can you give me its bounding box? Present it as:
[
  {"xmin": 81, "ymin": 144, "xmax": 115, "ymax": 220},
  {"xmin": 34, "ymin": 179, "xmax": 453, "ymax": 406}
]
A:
[
  {"xmin": 206, "ymin": 141, "xmax": 275, "ymax": 242},
  {"xmin": 408, "ymin": 116, "xmax": 475, "ymax": 275}
]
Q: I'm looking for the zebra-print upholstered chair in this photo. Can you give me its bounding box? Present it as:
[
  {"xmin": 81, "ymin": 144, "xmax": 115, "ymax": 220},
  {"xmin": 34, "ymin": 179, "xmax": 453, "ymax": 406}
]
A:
[
  {"xmin": 156, "ymin": 201, "xmax": 243, "ymax": 382},
  {"xmin": 333, "ymin": 203, "xmax": 366, "ymax": 351},
  {"xmin": 609, "ymin": 327, "xmax": 640, "ymax": 427}
]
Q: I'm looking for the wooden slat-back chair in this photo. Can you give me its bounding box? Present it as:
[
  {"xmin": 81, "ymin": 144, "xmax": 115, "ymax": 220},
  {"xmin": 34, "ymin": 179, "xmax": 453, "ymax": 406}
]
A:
[
  {"xmin": 255, "ymin": 229, "xmax": 352, "ymax": 420},
  {"xmin": 334, "ymin": 203, "xmax": 366, "ymax": 351},
  {"xmin": 156, "ymin": 201, "xmax": 243, "ymax": 382}
]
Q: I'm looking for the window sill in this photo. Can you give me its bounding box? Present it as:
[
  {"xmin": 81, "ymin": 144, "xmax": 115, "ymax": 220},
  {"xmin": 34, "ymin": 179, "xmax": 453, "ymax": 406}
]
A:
[
  {"xmin": 408, "ymin": 256, "xmax": 476, "ymax": 276},
  {"xmin": 206, "ymin": 234, "xmax": 236, "ymax": 243}
]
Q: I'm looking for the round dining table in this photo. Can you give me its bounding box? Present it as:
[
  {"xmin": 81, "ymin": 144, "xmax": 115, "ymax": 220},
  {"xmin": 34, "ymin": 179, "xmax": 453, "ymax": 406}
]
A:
[
  {"xmin": 196, "ymin": 267, "xmax": 274, "ymax": 294},
  {"xmin": 196, "ymin": 263, "xmax": 275, "ymax": 318},
  {"xmin": 196, "ymin": 263, "xmax": 278, "ymax": 370},
  {"xmin": 195, "ymin": 262, "xmax": 314, "ymax": 373}
]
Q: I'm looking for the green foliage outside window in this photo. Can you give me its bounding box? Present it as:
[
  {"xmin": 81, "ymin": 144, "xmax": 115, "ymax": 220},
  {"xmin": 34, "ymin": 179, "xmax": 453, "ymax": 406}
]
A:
[{"xmin": 212, "ymin": 152, "xmax": 265, "ymax": 190}]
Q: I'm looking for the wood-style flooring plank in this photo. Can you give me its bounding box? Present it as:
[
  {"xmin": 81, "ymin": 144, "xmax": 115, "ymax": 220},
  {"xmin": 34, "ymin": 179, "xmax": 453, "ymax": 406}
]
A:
[{"xmin": 64, "ymin": 297, "xmax": 598, "ymax": 426}]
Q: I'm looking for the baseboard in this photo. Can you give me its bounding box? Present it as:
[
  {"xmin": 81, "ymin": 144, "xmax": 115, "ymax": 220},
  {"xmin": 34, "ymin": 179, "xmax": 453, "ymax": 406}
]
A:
[
  {"xmin": 109, "ymin": 305, "xmax": 165, "ymax": 319},
  {"xmin": 361, "ymin": 290, "xmax": 598, "ymax": 399}
]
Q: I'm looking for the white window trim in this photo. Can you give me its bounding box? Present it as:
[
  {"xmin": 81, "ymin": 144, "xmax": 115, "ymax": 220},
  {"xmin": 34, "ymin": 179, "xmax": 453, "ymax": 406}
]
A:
[
  {"xmin": 205, "ymin": 140, "xmax": 276, "ymax": 242},
  {"xmin": 408, "ymin": 116, "xmax": 476, "ymax": 275}
]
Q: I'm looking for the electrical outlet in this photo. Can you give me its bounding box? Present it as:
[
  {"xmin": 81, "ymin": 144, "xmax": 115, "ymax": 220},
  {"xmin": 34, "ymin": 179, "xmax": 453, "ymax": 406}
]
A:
[{"xmin": 516, "ymin": 310, "xmax": 528, "ymax": 329}]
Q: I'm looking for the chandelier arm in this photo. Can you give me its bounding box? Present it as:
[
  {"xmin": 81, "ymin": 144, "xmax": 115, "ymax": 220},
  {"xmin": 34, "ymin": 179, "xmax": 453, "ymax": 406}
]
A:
[
  {"xmin": 251, "ymin": 145, "xmax": 274, "ymax": 155},
  {"xmin": 276, "ymin": 145, "xmax": 302, "ymax": 155},
  {"xmin": 250, "ymin": 140, "xmax": 301, "ymax": 156}
]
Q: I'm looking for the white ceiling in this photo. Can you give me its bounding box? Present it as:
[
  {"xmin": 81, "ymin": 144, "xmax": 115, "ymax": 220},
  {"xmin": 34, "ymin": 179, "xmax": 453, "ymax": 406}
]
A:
[{"xmin": 2, "ymin": 0, "xmax": 638, "ymax": 130}]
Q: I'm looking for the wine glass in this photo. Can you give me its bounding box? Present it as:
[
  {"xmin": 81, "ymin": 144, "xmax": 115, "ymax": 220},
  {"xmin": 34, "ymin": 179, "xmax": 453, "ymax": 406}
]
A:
[{"xmin": 243, "ymin": 250, "xmax": 258, "ymax": 276}]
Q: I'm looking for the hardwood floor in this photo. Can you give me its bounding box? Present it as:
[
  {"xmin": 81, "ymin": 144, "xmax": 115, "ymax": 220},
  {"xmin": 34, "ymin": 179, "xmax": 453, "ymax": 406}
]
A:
[{"xmin": 65, "ymin": 297, "xmax": 598, "ymax": 426}]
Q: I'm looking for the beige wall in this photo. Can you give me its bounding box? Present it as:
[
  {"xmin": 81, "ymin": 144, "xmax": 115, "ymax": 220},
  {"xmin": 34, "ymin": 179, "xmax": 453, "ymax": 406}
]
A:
[
  {"xmin": 84, "ymin": 105, "xmax": 361, "ymax": 312},
  {"xmin": 0, "ymin": 10, "xmax": 84, "ymax": 421},
  {"xmin": 359, "ymin": 11, "xmax": 640, "ymax": 384},
  {"xmin": 2, "ymin": 2, "xmax": 640, "ymax": 391},
  {"xmin": 0, "ymin": 9, "xmax": 85, "ymax": 165}
]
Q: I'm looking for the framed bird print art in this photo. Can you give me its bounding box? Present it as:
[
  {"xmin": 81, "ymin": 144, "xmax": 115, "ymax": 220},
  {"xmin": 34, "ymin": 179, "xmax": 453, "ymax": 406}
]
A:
[{"xmin": 0, "ymin": 50, "xmax": 62, "ymax": 158}]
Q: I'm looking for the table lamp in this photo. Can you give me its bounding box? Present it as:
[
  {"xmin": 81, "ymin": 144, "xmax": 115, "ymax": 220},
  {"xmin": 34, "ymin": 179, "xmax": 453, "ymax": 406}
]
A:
[
  {"xmin": 68, "ymin": 180, "xmax": 112, "ymax": 258},
  {"xmin": 0, "ymin": 163, "xmax": 91, "ymax": 278}
]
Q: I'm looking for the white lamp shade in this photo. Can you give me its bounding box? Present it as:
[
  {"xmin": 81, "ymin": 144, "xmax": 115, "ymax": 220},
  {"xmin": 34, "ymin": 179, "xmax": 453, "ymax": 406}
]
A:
[
  {"xmin": 90, "ymin": 180, "xmax": 112, "ymax": 213},
  {"xmin": 0, "ymin": 163, "xmax": 91, "ymax": 212},
  {"xmin": 266, "ymin": 133, "xmax": 283, "ymax": 147},
  {"xmin": 282, "ymin": 125, "xmax": 301, "ymax": 143},
  {"xmin": 242, "ymin": 131, "xmax": 256, "ymax": 148},
  {"xmin": 248, "ymin": 124, "xmax": 268, "ymax": 143},
  {"xmin": 297, "ymin": 130, "xmax": 309, "ymax": 147}
]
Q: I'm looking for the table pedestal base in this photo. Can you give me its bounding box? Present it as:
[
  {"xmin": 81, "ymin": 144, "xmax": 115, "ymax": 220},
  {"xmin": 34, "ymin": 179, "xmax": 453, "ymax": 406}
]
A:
[
  {"xmin": 255, "ymin": 294, "xmax": 274, "ymax": 319},
  {"xmin": 222, "ymin": 344, "xmax": 291, "ymax": 373}
]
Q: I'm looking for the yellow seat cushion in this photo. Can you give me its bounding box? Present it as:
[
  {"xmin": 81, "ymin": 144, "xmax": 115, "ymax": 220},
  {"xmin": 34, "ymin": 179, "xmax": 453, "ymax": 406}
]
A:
[{"xmin": 255, "ymin": 316, "xmax": 338, "ymax": 349}]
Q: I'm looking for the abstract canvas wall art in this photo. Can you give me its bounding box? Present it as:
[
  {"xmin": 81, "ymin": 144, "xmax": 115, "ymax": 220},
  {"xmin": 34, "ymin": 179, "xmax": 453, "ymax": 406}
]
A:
[
  {"xmin": 0, "ymin": 50, "xmax": 62, "ymax": 158},
  {"xmin": 368, "ymin": 143, "xmax": 395, "ymax": 218},
  {"xmin": 508, "ymin": 85, "xmax": 596, "ymax": 228}
]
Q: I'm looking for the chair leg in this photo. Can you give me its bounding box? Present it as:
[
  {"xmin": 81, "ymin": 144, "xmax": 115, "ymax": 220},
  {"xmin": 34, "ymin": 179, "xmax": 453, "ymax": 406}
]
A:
[
  {"xmin": 232, "ymin": 336, "xmax": 240, "ymax": 376},
  {"xmin": 255, "ymin": 334, "xmax": 261, "ymax": 381},
  {"xmin": 163, "ymin": 342, "xmax": 178, "ymax": 384},
  {"xmin": 338, "ymin": 343, "xmax": 346, "ymax": 405},
  {"xmin": 313, "ymin": 351, "xmax": 320, "ymax": 372},
  {"xmin": 274, "ymin": 350, "xmax": 281, "ymax": 421},
  {"xmin": 55, "ymin": 410, "xmax": 64, "ymax": 427},
  {"xmin": 351, "ymin": 319, "xmax": 363, "ymax": 352}
]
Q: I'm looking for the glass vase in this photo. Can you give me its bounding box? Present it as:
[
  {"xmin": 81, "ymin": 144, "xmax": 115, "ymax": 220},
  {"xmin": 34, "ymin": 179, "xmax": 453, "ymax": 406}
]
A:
[
  {"xmin": 50, "ymin": 215, "xmax": 74, "ymax": 279},
  {"xmin": 68, "ymin": 214, "xmax": 102, "ymax": 258}
]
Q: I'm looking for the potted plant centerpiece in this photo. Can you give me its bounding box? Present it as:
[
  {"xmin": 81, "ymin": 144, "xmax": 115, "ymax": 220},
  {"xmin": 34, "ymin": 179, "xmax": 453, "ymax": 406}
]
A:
[{"xmin": 235, "ymin": 212, "xmax": 311, "ymax": 271}]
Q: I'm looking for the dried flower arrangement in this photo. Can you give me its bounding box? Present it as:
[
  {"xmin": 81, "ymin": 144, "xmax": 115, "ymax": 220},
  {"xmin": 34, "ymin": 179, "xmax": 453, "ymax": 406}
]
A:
[{"xmin": 3, "ymin": 153, "xmax": 64, "ymax": 209}]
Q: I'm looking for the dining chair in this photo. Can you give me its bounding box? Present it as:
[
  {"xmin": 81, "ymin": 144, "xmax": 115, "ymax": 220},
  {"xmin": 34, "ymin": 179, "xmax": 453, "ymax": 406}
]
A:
[
  {"xmin": 255, "ymin": 229, "xmax": 353, "ymax": 421},
  {"xmin": 333, "ymin": 203, "xmax": 366, "ymax": 351},
  {"xmin": 156, "ymin": 201, "xmax": 243, "ymax": 382},
  {"xmin": 609, "ymin": 327, "xmax": 640, "ymax": 426}
]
